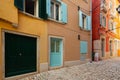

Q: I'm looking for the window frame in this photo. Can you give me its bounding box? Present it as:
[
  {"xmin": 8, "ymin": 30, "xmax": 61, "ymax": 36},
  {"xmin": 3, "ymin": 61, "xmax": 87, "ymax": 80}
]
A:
[
  {"xmin": 50, "ymin": 0, "xmax": 61, "ymax": 21},
  {"xmin": 23, "ymin": 0, "xmax": 39, "ymax": 17},
  {"xmin": 100, "ymin": 13, "xmax": 106, "ymax": 27},
  {"xmin": 83, "ymin": 0, "xmax": 88, "ymax": 3},
  {"xmin": 82, "ymin": 14, "xmax": 87, "ymax": 29},
  {"xmin": 102, "ymin": 16, "xmax": 106, "ymax": 27}
]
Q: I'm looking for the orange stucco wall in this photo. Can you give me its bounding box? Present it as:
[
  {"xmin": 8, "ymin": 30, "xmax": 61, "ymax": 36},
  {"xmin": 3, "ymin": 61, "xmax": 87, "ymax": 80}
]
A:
[{"xmin": 47, "ymin": 0, "xmax": 91, "ymax": 61}]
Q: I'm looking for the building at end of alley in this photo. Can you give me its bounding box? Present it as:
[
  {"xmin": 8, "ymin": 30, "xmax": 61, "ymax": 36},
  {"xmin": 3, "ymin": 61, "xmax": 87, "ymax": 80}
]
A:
[{"xmin": 0, "ymin": 0, "xmax": 91, "ymax": 80}]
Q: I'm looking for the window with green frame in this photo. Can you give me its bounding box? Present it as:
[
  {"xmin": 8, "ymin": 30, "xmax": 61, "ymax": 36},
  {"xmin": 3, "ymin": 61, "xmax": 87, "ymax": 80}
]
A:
[{"xmin": 14, "ymin": 0, "xmax": 47, "ymax": 19}]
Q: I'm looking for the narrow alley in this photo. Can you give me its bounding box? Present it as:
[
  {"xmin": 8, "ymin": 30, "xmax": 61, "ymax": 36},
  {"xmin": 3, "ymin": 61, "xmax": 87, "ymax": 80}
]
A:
[{"xmin": 19, "ymin": 58, "xmax": 120, "ymax": 80}]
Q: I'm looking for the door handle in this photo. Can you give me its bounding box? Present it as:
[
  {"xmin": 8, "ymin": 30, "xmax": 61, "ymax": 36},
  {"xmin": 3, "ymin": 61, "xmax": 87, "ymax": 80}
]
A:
[{"xmin": 19, "ymin": 53, "xmax": 22, "ymax": 56}]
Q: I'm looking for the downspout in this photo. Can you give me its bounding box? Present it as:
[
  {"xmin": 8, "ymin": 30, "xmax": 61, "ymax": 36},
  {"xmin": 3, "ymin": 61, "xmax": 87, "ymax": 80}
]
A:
[{"xmin": 90, "ymin": 0, "xmax": 92, "ymax": 61}]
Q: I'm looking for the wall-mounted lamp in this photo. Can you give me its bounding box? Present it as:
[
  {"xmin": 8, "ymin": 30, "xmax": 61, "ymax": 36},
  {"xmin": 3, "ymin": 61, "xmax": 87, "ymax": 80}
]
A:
[
  {"xmin": 78, "ymin": 35, "xmax": 80, "ymax": 40},
  {"xmin": 78, "ymin": 6, "xmax": 80, "ymax": 11}
]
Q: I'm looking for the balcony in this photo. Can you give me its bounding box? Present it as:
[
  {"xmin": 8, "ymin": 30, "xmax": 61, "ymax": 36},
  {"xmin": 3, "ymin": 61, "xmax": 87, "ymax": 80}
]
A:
[{"xmin": 101, "ymin": 3, "xmax": 107, "ymax": 13}]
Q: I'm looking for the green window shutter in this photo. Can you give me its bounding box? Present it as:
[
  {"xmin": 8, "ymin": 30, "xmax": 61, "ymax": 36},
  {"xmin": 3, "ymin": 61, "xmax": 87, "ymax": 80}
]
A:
[
  {"xmin": 61, "ymin": 2, "xmax": 67, "ymax": 23},
  {"xmin": 14, "ymin": 0, "xmax": 24, "ymax": 11},
  {"xmin": 80, "ymin": 41, "xmax": 88, "ymax": 54},
  {"xmin": 79, "ymin": 10, "xmax": 83, "ymax": 28},
  {"xmin": 39, "ymin": 0, "xmax": 47, "ymax": 19}
]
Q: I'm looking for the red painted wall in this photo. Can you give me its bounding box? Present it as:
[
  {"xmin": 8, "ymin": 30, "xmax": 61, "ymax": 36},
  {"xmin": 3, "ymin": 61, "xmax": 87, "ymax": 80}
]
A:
[
  {"xmin": 92, "ymin": 0, "xmax": 100, "ymax": 51},
  {"xmin": 92, "ymin": 0, "xmax": 100, "ymax": 40},
  {"xmin": 92, "ymin": 0, "xmax": 113, "ymax": 52}
]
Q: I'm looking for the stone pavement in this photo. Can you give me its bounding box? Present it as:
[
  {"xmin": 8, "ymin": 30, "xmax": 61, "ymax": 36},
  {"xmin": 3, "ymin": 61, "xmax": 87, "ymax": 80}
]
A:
[{"xmin": 19, "ymin": 58, "xmax": 120, "ymax": 80}]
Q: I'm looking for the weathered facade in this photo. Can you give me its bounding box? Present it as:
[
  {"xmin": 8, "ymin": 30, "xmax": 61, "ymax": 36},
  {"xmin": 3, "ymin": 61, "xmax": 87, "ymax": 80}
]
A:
[
  {"xmin": 0, "ymin": 0, "xmax": 48, "ymax": 80},
  {"xmin": 47, "ymin": 0, "xmax": 91, "ymax": 69},
  {"xmin": 114, "ymin": 0, "xmax": 120, "ymax": 56},
  {"xmin": 92, "ymin": 0, "xmax": 120, "ymax": 60},
  {"xmin": 0, "ymin": 0, "xmax": 91, "ymax": 79}
]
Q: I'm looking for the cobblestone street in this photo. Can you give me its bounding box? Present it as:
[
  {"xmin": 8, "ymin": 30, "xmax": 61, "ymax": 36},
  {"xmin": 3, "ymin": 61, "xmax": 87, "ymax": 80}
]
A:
[{"xmin": 19, "ymin": 58, "xmax": 120, "ymax": 80}]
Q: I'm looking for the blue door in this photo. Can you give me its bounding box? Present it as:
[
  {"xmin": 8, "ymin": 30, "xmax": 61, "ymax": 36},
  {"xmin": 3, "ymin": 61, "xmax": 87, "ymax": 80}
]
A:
[{"xmin": 50, "ymin": 38, "xmax": 63, "ymax": 67}]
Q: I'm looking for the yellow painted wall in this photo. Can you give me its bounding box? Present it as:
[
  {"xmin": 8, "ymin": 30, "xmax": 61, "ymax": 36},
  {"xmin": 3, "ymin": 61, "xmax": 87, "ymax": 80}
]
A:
[
  {"xmin": 114, "ymin": 0, "xmax": 120, "ymax": 36},
  {"xmin": 0, "ymin": 0, "xmax": 18, "ymax": 24},
  {"xmin": 0, "ymin": 1, "xmax": 48, "ymax": 78},
  {"xmin": 114, "ymin": 0, "xmax": 120, "ymax": 57},
  {"xmin": 0, "ymin": 13, "xmax": 48, "ymax": 79}
]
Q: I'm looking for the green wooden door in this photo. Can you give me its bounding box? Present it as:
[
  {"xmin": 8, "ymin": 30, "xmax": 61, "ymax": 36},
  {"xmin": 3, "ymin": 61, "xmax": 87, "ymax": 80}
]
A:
[{"xmin": 5, "ymin": 32, "xmax": 37, "ymax": 77}]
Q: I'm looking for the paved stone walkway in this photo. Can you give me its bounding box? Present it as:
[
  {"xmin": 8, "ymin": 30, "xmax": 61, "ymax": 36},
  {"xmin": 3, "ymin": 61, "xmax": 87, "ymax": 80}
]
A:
[{"xmin": 19, "ymin": 58, "xmax": 120, "ymax": 80}]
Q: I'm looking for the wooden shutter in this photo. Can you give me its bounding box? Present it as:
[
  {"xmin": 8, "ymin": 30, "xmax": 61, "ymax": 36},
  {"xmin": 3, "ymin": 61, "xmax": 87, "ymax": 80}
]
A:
[
  {"xmin": 61, "ymin": 2, "xmax": 67, "ymax": 23},
  {"xmin": 46, "ymin": 0, "xmax": 51, "ymax": 18},
  {"xmin": 87, "ymin": 16, "xmax": 91, "ymax": 30},
  {"xmin": 80, "ymin": 41, "xmax": 88, "ymax": 54},
  {"xmin": 79, "ymin": 10, "xmax": 83, "ymax": 28},
  {"xmin": 14, "ymin": 0, "xmax": 24, "ymax": 11},
  {"xmin": 39, "ymin": 0, "xmax": 47, "ymax": 19}
]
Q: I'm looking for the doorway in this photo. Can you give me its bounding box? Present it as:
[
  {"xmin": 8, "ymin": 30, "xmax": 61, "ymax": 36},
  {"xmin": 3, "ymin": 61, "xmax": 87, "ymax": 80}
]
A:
[
  {"xmin": 50, "ymin": 37, "xmax": 63, "ymax": 67},
  {"xmin": 101, "ymin": 39, "xmax": 105, "ymax": 57},
  {"xmin": 5, "ymin": 32, "xmax": 37, "ymax": 77},
  {"xmin": 110, "ymin": 40, "xmax": 112, "ymax": 56}
]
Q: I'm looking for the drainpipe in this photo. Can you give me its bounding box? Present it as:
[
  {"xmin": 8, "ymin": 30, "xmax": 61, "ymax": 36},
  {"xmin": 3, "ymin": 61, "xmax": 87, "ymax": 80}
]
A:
[{"xmin": 90, "ymin": 0, "xmax": 92, "ymax": 62}]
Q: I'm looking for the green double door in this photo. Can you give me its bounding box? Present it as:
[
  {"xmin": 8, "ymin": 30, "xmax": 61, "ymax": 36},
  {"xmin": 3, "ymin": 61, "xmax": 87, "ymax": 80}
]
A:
[{"xmin": 5, "ymin": 32, "xmax": 37, "ymax": 77}]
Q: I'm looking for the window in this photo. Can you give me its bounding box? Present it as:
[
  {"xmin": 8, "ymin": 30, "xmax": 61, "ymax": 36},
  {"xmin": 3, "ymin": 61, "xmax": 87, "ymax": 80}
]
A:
[
  {"xmin": 109, "ymin": 1, "xmax": 112, "ymax": 9},
  {"xmin": 47, "ymin": 0, "xmax": 67, "ymax": 23},
  {"xmin": 79, "ymin": 10, "xmax": 91, "ymax": 30},
  {"xmin": 14, "ymin": 0, "xmax": 38, "ymax": 16},
  {"xmin": 103, "ymin": 16, "xmax": 106, "ymax": 27},
  {"xmin": 82, "ymin": 14, "xmax": 87, "ymax": 29},
  {"xmin": 50, "ymin": 1, "xmax": 60, "ymax": 21},
  {"xmin": 109, "ymin": 20, "xmax": 113, "ymax": 30},
  {"xmin": 14, "ymin": 0, "xmax": 67, "ymax": 22},
  {"xmin": 14, "ymin": 0, "xmax": 47, "ymax": 19},
  {"xmin": 100, "ymin": 13, "xmax": 106, "ymax": 27},
  {"xmin": 25, "ymin": 0, "xmax": 36, "ymax": 15},
  {"xmin": 51, "ymin": 2, "xmax": 54, "ymax": 19}
]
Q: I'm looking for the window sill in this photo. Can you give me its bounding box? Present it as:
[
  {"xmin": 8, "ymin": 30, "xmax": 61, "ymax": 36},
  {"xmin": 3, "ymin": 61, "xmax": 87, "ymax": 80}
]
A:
[
  {"xmin": 83, "ymin": 0, "xmax": 88, "ymax": 3},
  {"xmin": 48, "ymin": 18, "xmax": 66, "ymax": 24},
  {"xmin": 80, "ymin": 27, "xmax": 90, "ymax": 32},
  {"xmin": 19, "ymin": 11, "xmax": 43, "ymax": 21}
]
